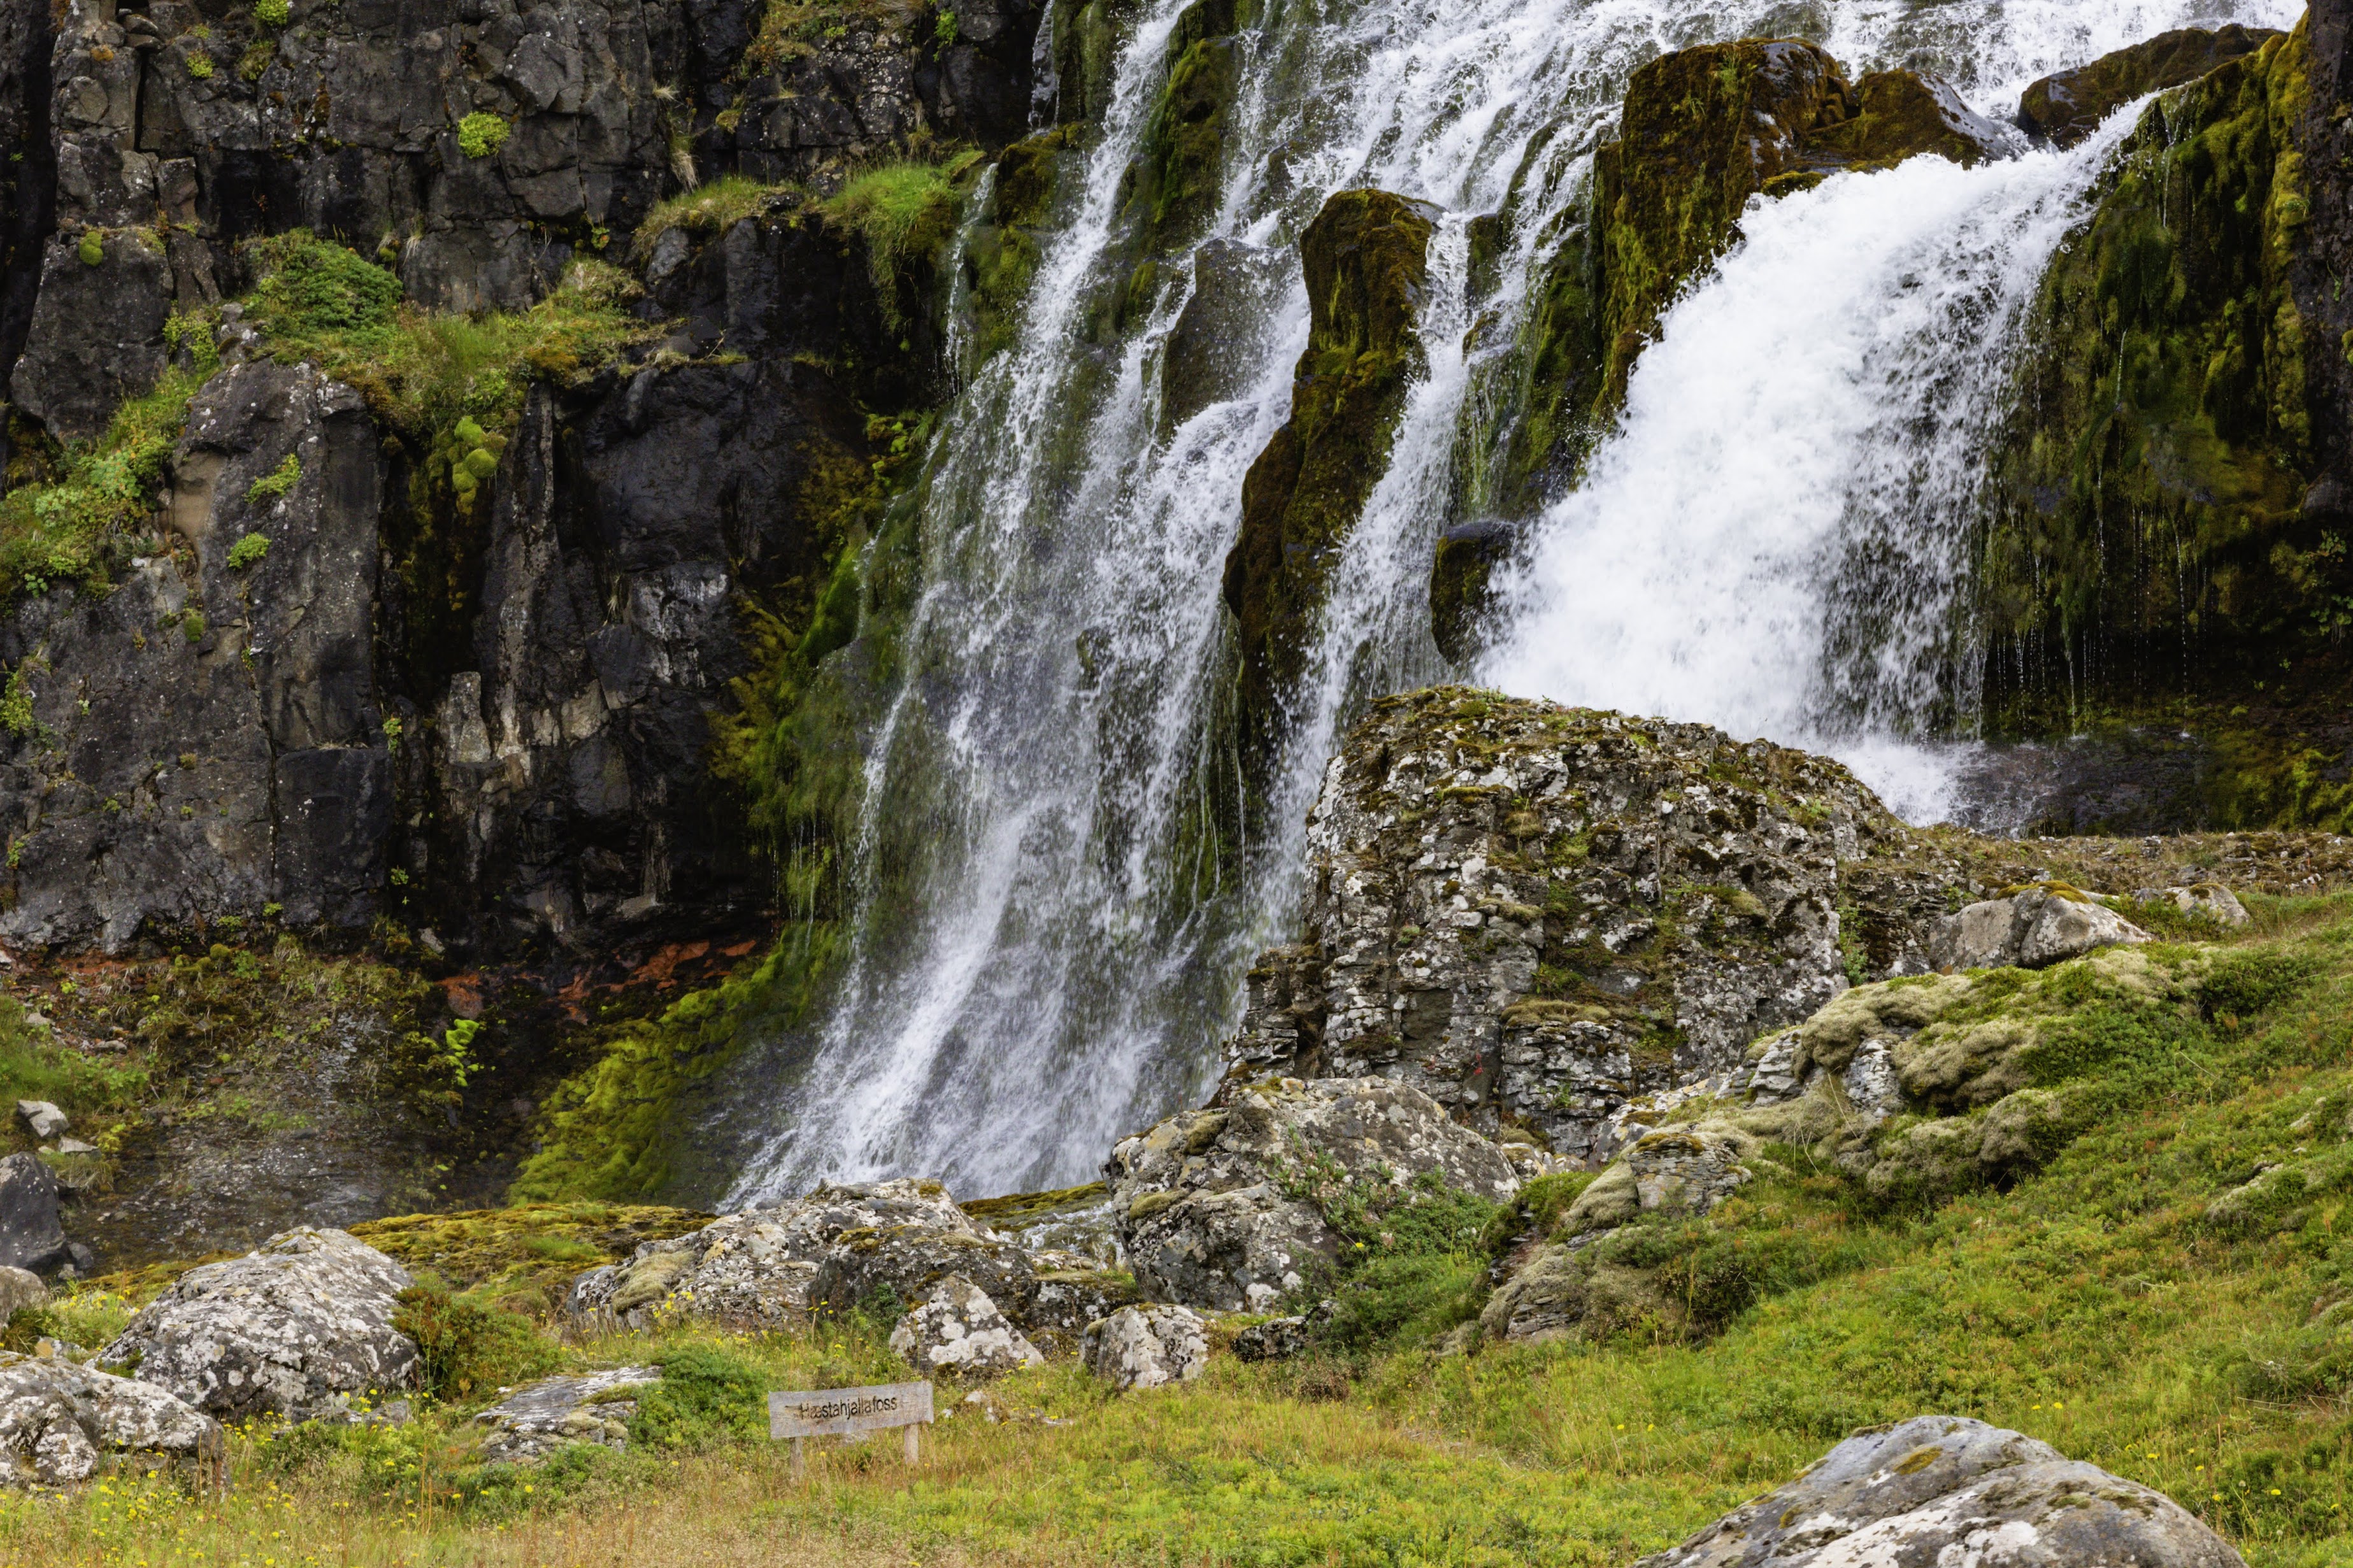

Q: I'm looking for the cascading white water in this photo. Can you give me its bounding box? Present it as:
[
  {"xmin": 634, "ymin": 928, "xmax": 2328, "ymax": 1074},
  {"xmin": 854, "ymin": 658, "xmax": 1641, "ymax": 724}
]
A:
[{"xmin": 728, "ymin": 0, "xmax": 2302, "ymax": 1204}]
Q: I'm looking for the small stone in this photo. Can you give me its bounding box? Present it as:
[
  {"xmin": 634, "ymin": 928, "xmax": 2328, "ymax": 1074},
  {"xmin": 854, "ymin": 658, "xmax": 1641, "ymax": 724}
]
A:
[
  {"xmin": 52, "ymin": 1139, "xmax": 96, "ymax": 1155},
  {"xmin": 2136, "ymin": 882, "xmax": 2250, "ymax": 927},
  {"xmin": 0, "ymin": 1354, "xmax": 224, "ymax": 1490},
  {"xmin": 0, "ymin": 1267, "xmax": 46, "ymax": 1320},
  {"xmin": 1930, "ymin": 885, "xmax": 2150, "ymax": 971},
  {"xmin": 474, "ymin": 1369, "xmax": 655, "ymax": 1464},
  {"xmin": 14, "ymin": 1103, "xmax": 64, "ymax": 1141},
  {"xmin": 0, "ymin": 1155, "xmax": 69, "ymax": 1274}
]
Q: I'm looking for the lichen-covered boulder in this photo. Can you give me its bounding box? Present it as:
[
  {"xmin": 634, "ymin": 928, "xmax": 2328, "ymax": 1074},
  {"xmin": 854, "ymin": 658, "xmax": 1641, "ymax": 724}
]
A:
[
  {"xmin": 101, "ymin": 1228, "xmax": 417, "ymax": 1422},
  {"xmin": 1220, "ymin": 689, "xmax": 1959, "ymax": 1160},
  {"xmin": 2017, "ymin": 25, "xmax": 2281, "ymax": 146},
  {"xmin": 1931, "ymin": 885, "xmax": 2151, "ymax": 970},
  {"xmin": 474, "ymin": 1368, "xmax": 657, "ymax": 1465},
  {"xmin": 890, "ymin": 1276, "xmax": 1045, "ymax": 1378},
  {"xmin": 1106, "ymin": 1076, "xmax": 1519, "ymax": 1311},
  {"xmin": 570, "ymin": 1180, "xmax": 1041, "ymax": 1332},
  {"xmin": 1633, "ymin": 1415, "xmax": 2244, "ymax": 1567},
  {"xmin": 1081, "ymin": 1306, "xmax": 1209, "ymax": 1391},
  {"xmin": 0, "ymin": 1354, "xmax": 224, "ymax": 1489}
]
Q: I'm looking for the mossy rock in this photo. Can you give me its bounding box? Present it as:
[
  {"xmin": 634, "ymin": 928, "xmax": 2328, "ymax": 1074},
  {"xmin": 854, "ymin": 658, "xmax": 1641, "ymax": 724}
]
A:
[
  {"xmin": 350, "ymin": 1201, "xmax": 713, "ymax": 1312},
  {"xmin": 2018, "ymin": 24, "xmax": 2282, "ymax": 147},
  {"xmin": 1222, "ymin": 188, "xmax": 1437, "ymax": 763},
  {"xmin": 1982, "ymin": 21, "xmax": 2328, "ymax": 725},
  {"xmin": 1119, "ymin": 0, "xmax": 1255, "ymax": 258}
]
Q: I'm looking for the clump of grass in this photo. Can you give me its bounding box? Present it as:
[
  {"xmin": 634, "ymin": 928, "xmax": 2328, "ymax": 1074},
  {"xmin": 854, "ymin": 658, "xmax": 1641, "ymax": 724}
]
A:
[
  {"xmin": 632, "ymin": 176, "xmax": 798, "ymax": 260},
  {"xmin": 240, "ymin": 233, "xmax": 651, "ymax": 441},
  {"xmin": 629, "ymin": 1344, "xmax": 768, "ymax": 1450},
  {"xmin": 392, "ymin": 1280, "xmax": 561, "ymax": 1404},
  {"xmin": 817, "ymin": 154, "xmax": 983, "ymax": 320},
  {"xmin": 457, "ymin": 111, "xmax": 510, "ymax": 160},
  {"xmin": 225, "ymin": 531, "xmax": 269, "ymax": 568},
  {"xmin": 243, "ymin": 453, "xmax": 299, "ymax": 506}
]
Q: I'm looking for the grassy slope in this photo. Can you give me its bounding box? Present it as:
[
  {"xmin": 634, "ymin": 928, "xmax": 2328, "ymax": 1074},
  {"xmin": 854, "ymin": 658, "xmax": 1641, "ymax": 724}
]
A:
[{"xmin": 15, "ymin": 890, "xmax": 2353, "ymax": 1565}]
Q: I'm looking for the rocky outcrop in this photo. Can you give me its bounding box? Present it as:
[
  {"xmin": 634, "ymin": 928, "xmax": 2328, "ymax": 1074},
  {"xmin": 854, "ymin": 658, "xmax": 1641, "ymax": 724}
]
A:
[
  {"xmin": 570, "ymin": 1178, "xmax": 1056, "ymax": 1332},
  {"xmin": 2018, "ymin": 26, "xmax": 2282, "ymax": 146},
  {"xmin": 0, "ymin": 1354, "xmax": 224, "ymax": 1490},
  {"xmin": 1929, "ymin": 885, "xmax": 2152, "ymax": 970},
  {"xmin": 1221, "ymin": 188, "xmax": 1436, "ymax": 768},
  {"xmin": 1633, "ymin": 1415, "xmax": 2244, "ymax": 1567},
  {"xmin": 102, "ymin": 1227, "xmax": 418, "ymax": 1421},
  {"xmin": 475, "ymin": 1367, "xmax": 655, "ymax": 1464},
  {"xmin": 1219, "ymin": 688, "xmax": 1958, "ymax": 1160},
  {"xmin": 1105, "ymin": 1076, "xmax": 1519, "ymax": 1311},
  {"xmin": 1080, "ymin": 1304, "xmax": 1208, "ymax": 1390},
  {"xmin": 890, "ymin": 1276, "xmax": 1045, "ymax": 1378}
]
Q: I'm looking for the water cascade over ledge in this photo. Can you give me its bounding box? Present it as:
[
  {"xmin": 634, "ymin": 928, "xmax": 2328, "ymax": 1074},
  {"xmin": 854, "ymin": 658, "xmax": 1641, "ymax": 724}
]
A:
[{"xmin": 722, "ymin": 0, "xmax": 2305, "ymax": 1203}]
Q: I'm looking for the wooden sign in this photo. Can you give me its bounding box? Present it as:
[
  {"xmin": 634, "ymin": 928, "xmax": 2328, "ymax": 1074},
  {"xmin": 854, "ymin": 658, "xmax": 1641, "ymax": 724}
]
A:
[{"xmin": 769, "ymin": 1382, "xmax": 934, "ymax": 1476}]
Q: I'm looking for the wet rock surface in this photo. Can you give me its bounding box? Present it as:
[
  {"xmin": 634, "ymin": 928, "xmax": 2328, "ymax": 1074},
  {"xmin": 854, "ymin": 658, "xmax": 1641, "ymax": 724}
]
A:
[
  {"xmin": 103, "ymin": 1227, "xmax": 417, "ymax": 1421},
  {"xmin": 1220, "ymin": 688, "xmax": 1961, "ymax": 1161},
  {"xmin": 1633, "ymin": 1415, "xmax": 2245, "ymax": 1567},
  {"xmin": 475, "ymin": 1367, "xmax": 657, "ymax": 1464},
  {"xmin": 1106, "ymin": 1075, "xmax": 1518, "ymax": 1311},
  {"xmin": 0, "ymin": 1353, "xmax": 224, "ymax": 1490},
  {"xmin": 2018, "ymin": 25, "xmax": 2282, "ymax": 146}
]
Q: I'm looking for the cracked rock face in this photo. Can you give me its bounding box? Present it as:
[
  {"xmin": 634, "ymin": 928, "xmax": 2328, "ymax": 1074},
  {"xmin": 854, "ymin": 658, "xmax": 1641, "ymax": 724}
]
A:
[
  {"xmin": 101, "ymin": 1227, "xmax": 418, "ymax": 1422},
  {"xmin": 1633, "ymin": 1414, "xmax": 2244, "ymax": 1567},
  {"xmin": 0, "ymin": 1353, "xmax": 224, "ymax": 1489},
  {"xmin": 1080, "ymin": 1305, "xmax": 1209, "ymax": 1391},
  {"xmin": 1106, "ymin": 1076, "xmax": 1519, "ymax": 1311},
  {"xmin": 475, "ymin": 1367, "xmax": 657, "ymax": 1465},
  {"xmin": 1222, "ymin": 688, "xmax": 1957, "ymax": 1162},
  {"xmin": 890, "ymin": 1275, "xmax": 1044, "ymax": 1378}
]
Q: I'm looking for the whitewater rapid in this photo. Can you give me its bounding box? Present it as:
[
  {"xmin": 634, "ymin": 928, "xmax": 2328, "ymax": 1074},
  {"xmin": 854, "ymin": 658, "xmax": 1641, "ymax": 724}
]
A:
[{"xmin": 726, "ymin": 0, "xmax": 2303, "ymax": 1203}]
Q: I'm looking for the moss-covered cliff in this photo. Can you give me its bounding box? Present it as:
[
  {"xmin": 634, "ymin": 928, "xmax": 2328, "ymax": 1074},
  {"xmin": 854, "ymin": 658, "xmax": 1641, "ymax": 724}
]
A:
[
  {"xmin": 1983, "ymin": 23, "xmax": 2342, "ymax": 731},
  {"xmin": 1220, "ymin": 189, "xmax": 1436, "ymax": 764}
]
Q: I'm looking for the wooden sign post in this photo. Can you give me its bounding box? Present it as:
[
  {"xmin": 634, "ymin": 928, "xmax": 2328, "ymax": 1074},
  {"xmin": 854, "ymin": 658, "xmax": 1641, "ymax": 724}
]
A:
[{"xmin": 769, "ymin": 1381, "xmax": 935, "ymax": 1479}]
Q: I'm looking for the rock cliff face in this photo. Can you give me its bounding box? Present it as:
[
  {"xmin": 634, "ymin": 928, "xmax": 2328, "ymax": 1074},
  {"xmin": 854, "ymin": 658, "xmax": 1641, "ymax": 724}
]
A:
[
  {"xmin": 0, "ymin": 0, "xmax": 1042, "ymax": 960},
  {"xmin": 1218, "ymin": 687, "xmax": 1961, "ymax": 1162}
]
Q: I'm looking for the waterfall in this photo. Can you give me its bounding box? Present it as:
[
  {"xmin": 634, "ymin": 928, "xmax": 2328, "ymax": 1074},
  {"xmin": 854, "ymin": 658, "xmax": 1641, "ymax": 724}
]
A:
[{"xmin": 726, "ymin": 0, "xmax": 2303, "ymax": 1204}]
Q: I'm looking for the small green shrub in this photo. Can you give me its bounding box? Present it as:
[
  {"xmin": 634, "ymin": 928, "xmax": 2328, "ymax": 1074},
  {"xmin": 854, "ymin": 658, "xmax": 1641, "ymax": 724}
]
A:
[
  {"xmin": 457, "ymin": 113, "xmax": 510, "ymax": 160},
  {"xmin": 244, "ymin": 232, "xmax": 401, "ymax": 340},
  {"xmin": 226, "ymin": 533, "xmax": 270, "ymax": 570},
  {"xmin": 185, "ymin": 50, "xmax": 213, "ymax": 78},
  {"xmin": 629, "ymin": 1345, "xmax": 766, "ymax": 1450},
  {"xmin": 2202, "ymin": 948, "xmax": 2321, "ymax": 1027},
  {"xmin": 390, "ymin": 1281, "xmax": 557, "ymax": 1402},
  {"xmin": 253, "ymin": 0, "xmax": 289, "ymax": 25},
  {"xmin": 238, "ymin": 39, "xmax": 273, "ymax": 80},
  {"xmin": 76, "ymin": 231, "xmax": 101, "ymax": 267},
  {"xmin": 245, "ymin": 453, "xmax": 301, "ymax": 506}
]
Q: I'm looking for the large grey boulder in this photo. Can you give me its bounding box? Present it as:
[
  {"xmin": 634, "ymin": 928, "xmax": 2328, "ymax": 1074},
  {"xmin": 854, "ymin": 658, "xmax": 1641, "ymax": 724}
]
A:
[
  {"xmin": 890, "ymin": 1276, "xmax": 1044, "ymax": 1378},
  {"xmin": 475, "ymin": 1367, "xmax": 657, "ymax": 1465},
  {"xmin": 102, "ymin": 1228, "xmax": 417, "ymax": 1421},
  {"xmin": 1080, "ymin": 1306, "xmax": 1209, "ymax": 1392},
  {"xmin": 1217, "ymin": 690, "xmax": 1957, "ymax": 1160},
  {"xmin": 1106, "ymin": 1077, "xmax": 1519, "ymax": 1312},
  {"xmin": 1634, "ymin": 1415, "xmax": 2243, "ymax": 1567},
  {"xmin": 0, "ymin": 1155, "xmax": 71, "ymax": 1275},
  {"xmin": 1931, "ymin": 885, "xmax": 2150, "ymax": 971},
  {"xmin": 0, "ymin": 1353, "xmax": 224, "ymax": 1489},
  {"xmin": 571, "ymin": 1179, "xmax": 1038, "ymax": 1330}
]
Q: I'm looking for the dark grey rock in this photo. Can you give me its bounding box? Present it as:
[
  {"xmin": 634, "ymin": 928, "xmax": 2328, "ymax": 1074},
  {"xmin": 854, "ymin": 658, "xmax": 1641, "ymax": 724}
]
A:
[
  {"xmin": 0, "ymin": 1155, "xmax": 68, "ymax": 1275},
  {"xmin": 10, "ymin": 232, "xmax": 171, "ymax": 441}
]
